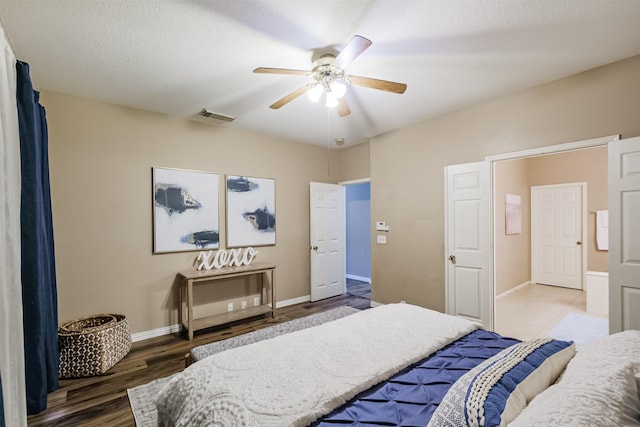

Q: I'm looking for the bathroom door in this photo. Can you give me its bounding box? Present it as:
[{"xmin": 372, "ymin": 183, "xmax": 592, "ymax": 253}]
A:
[{"xmin": 531, "ymin": 183, "xmax": 585, "ymax": 289}]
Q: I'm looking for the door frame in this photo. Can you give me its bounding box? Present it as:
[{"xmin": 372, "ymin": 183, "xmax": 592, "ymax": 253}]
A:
[
  {"xmin": 445, "ymin": 135, "xmax": 618, "ymax": 328},
  {"xmin": 530, "ymin": 182, "xmax": 587, "ymax": 290},
  {"xmin": 309, "ymin": 178, "xmax": 372, "ymax": 303},
  {"xmin": 486, "ymin": 134, "xmax": 619, "ymax": 304}
]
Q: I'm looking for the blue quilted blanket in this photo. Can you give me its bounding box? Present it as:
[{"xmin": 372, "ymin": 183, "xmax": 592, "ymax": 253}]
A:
[{"xmin": 313, "ymin": 329, "xmax": 520, "ymax": 426}]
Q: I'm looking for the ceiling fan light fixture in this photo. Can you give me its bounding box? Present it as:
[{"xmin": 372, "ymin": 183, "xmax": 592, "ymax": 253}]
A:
[
  {"xmin": 325, "ymin": 92, "xmax": 339, "ymax": 108},
  {"xmin": 307, "ymin": 84, "xmax": 323, "ymax": 103},
  {"xmin": 329, "ymin": 81, "xmax": 347, "ymax": 99},
  {"xmin": 255, "ymin": 35, "xmax": 405, "ymax": 117}
]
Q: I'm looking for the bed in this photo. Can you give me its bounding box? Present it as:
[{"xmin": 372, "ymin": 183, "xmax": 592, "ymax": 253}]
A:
[{"xmin": 154, "ymin": 303, "xmax": 640, "ymax": 426}]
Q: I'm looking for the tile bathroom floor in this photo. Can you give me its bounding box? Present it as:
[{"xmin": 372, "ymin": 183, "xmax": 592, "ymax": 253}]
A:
[{"xmin": 494, "ymin": 282, "xmax": 603, "ymax": 341}]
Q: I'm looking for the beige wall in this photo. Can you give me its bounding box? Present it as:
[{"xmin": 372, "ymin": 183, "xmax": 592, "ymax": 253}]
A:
[
  {"xmin": 43, "ymin": 91, "xmax": 342, "ymax": 334},
  {"xmin": 494, "ymin": 146, "xmax": 608, "ymax": 296},
  {"xmin": 44, "ymin": 54, "xmax": 638, "ymax": 334},
  {"xmin": 330, "ymin": 141, "xmax": 371, "ymax": 182},
  {"xmin": 369, "ymin": 55, "xmax": 640, "ymax": 309},
  {"xmin": 495, "ymin": 159, "xmax": 531, "ymax": 296}
]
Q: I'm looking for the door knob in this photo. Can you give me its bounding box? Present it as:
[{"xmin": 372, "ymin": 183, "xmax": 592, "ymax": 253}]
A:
[
  {"xmin": 576, "ymin": 241, "xmax": 582, "ymax": 245},
  {"xmin": 311, "ymin": 246, "xmax": 318, "ymax": 251},
  {"xmin": 448, "ymin": 255, "xmax": 456, "ymax": 264}
]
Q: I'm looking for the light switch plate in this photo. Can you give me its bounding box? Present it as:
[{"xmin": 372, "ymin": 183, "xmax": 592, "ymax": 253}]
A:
[{"xmin": 377, "ymin": 235, "xmax": 387, "ymax": 244}]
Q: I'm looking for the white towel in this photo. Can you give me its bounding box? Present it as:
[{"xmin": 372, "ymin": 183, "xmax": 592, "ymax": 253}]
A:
[{"xmin": 596, "ymin": 210, "xmax": 608, "ymax": 251}]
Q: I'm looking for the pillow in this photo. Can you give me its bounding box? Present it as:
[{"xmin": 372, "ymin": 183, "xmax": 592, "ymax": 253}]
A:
[
  {"xmin": 427, "ymin": 338, "xmax": 575, "ymax": 427},
  {"xmin": 510, "ymin": 330, "xmax": 640, "ymax": 427},
  {"xmin": 510, "ymin": 362, "xmax": 640, "ymax": 427},
  {"xmin": 565, "ymin": 329, "xmax": 640, "ymax": 402}
]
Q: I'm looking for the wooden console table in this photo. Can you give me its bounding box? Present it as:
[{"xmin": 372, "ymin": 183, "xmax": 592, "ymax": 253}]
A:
[{"xmin": 178, "ymin": 262, "xmax": 276, "ymax": 340}]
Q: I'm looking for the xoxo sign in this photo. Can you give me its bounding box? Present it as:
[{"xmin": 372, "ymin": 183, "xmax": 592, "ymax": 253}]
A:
[{"xmin": 195, "ymin": 247, "xmax": 258, "ymax": 271}]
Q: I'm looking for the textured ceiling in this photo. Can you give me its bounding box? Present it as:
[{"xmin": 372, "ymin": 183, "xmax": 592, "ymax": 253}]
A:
[{"xmin": 1, "ymin": 0, "xmax": 639, "ymax": 148}]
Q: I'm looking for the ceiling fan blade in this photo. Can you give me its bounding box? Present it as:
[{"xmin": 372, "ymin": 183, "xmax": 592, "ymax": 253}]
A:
[
  {"xmin": 269, "ymin": 84, "xmax": 313, "ymax": 109},
  {"xmin": 336, "ymin": 97, "xmax": 351, "ymax": 117},
  {"xmin": 254, "ymin": 67, "xmax": 311, "ymax": 76},
  {"xmin": 349, "ymin": 75, "xmax": 407, "ymax": 94},
  {"xmin": 335, "ymin": 35, "xmax": 372, "ymax": 68}
]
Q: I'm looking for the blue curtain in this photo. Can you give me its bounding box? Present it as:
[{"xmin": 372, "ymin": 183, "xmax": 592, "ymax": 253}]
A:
[
  {"xmin": 16, "ymin": 60, "xmax": 59, "ymax": 415},
  {"xmin": 0, "ymin": 372, "xmax": 4, "ymax": 427}
]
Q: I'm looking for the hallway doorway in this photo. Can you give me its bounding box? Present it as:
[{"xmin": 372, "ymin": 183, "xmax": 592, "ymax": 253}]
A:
[{"xmin": 344, "ymin": 180, "xmax": 371, "ymax": 303}]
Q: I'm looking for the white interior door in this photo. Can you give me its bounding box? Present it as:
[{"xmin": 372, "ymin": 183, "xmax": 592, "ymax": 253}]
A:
[
  {"xmin": 609, "ymin": 136, "xmax": 640, "ymax": 333},
  {"xmin": 445, "ymin": 161, "xmax": 492, "ymax": 328},
  {"xmin": 310, "ymin": 182, "xmax": 345, "ymax": 302},
  {"xmin": 531, "ymin": 184, "xmax": 584, "ymax": 289}
]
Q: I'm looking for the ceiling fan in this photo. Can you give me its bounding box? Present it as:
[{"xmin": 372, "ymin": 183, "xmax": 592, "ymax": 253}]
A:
[{"xmin": 254, "ymin": 35, "xmax": 407, "ymax": 117}]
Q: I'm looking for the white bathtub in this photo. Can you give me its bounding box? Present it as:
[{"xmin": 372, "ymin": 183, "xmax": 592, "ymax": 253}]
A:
[{"xmin": 585, "ymin": 271, "xmax": 608, "ymax": 316}]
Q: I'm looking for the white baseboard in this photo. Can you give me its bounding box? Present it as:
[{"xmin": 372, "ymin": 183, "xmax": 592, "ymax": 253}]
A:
[
  {"xmin": 276, "ymin": 295, "xmax": 310, "ymax": 308},
  {"xmin": 370, "ymin": 300, "xmax": 384, "ymax": 308},
  {"xmin": 276, "ymin": 295, "xmax": 311, "ymax": 308},
  {"xmin": 496, "ymin": 281, "xmax": 532, "ymax": 300},
  {"xmin": 131, "ymin": 295, "xmax": 312, "ymax": 343},
  {"xmin": 131, "ymin": 323, "xmax": 181, "ymax": 343},
  {"xmin": 346, "ymin": 274, "xmax": 372, "ymax": 284}
]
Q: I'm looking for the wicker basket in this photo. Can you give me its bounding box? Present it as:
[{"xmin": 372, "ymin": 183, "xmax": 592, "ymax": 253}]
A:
[{"xmin": 58, "ymin": 313, "xmax": 132, "ymax": 378}]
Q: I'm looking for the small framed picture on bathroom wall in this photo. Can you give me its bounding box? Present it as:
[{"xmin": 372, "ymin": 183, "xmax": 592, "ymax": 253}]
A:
[{"xmin": 505, "ymin": 193, "xmax": 521, "ymax": 235}]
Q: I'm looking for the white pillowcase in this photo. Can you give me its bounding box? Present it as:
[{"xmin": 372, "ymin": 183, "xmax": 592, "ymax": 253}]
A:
[
  {"xmin": 510, "ymin": 362, "xmax": 640, "ymax": 427},
  {"xmin": 510, "ymin": 330, "xmax": 640, "ymax": 427}
]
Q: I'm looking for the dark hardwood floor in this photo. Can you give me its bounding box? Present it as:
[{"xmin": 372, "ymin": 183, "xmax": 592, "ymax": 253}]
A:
[
  {"xmin": 346, "ymin": 278, "xmax": 371, "ymax": 299},
  {"xmin": 27, "ymin": 293, "xmax": 370, "ymax": 426}
]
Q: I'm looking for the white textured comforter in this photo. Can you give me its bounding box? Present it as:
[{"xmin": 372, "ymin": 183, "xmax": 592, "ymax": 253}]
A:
[{"xmin": 154, "ymin": 303, "xmax": 479, "ymax": 426}]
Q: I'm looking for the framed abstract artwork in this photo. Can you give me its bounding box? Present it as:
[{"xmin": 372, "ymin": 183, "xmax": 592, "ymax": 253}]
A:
[
  {"xmin": 226, "ymin": 175, "xmax": 276, "ymax": 248},
  {"xmin": 505, "ymin": 193, "xmax": 522, "ymax": 235},
  {"xmin": 152, "ymin": 167, "xmax": 219, "ymax": 253}
]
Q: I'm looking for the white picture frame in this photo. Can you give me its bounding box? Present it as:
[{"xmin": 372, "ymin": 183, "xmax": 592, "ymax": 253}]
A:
[
  {"xmin": 153, "ymin": 167, "xmax": 219, "ymax": 253},
  {"xmin": 226, "ymin": 175, "xmax": 276, "ymax": 248}
]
